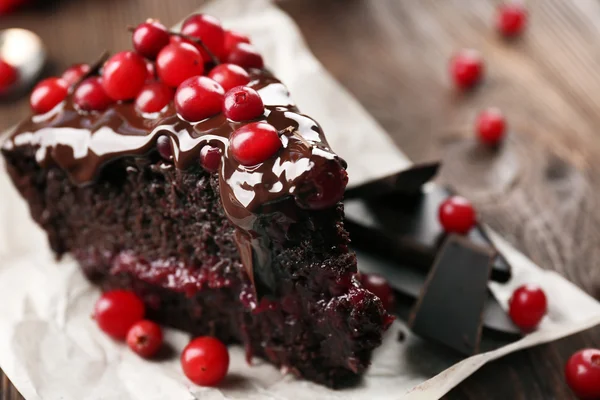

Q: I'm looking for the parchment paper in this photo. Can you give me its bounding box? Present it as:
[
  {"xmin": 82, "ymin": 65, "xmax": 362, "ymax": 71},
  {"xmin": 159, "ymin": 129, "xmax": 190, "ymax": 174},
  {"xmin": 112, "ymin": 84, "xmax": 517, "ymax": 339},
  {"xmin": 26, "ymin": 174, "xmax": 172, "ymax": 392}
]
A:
[{"xmin": 0, "ymin": 1, "xmax": 599, "ymax": 399}]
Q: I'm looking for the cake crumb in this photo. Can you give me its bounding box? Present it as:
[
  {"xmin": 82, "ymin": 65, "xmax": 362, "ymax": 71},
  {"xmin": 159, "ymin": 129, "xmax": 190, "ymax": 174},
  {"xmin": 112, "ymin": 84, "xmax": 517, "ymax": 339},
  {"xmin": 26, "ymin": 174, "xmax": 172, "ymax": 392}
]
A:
[{"xmin": 397, "ymin": 330, "xmax": 406, "ymax": 342}]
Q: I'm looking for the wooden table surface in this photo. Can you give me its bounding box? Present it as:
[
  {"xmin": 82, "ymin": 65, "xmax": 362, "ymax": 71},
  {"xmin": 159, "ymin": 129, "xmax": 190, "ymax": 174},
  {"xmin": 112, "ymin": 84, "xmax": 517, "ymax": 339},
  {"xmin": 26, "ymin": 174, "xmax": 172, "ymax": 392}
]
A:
[{"xmin": 1, "ymin": 0, "xmax": 599, "ymax": 398}]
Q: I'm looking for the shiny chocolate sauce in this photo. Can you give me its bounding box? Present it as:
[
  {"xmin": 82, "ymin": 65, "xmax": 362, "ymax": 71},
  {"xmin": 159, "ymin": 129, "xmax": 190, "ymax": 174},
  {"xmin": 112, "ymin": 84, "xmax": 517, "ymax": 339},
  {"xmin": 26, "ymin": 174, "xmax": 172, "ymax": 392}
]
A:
[{"xmin": 4, "ymin": 70, "xmax": 348, "ymax": 297}]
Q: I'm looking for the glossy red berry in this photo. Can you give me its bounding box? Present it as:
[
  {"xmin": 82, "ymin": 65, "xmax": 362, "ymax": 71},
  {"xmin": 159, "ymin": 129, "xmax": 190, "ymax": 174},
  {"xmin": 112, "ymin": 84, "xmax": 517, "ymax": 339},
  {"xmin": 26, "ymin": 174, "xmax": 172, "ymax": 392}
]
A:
[
  {"xmin": 208, "ymin": 64, "xmax": 250, "ymax": 92},
  {"xmin": 61, "ymin": 63, "xmax": 90, "ymax": 86},
  {"xmin": 126, "ymin": 320, "xmax": 163, "ymax": 358},
  {"xmin": 132, "ymin": 20, "xmax": 170, "ymax": 59},
  {"xmin": 156, "ymin": 43, "xmax": 204, "ymax": 88},
  {"xmin": 438, "ymin": 196, "xmax": 477, "ymax": 234},
  {"xmin": 508, "ymin": 284, "xmax": 547, "ymax": 331},
  {"xmin": 0, "ymin": 0, "xmax": 25, "ymax": 15},
  {"xmin": 175, "ymin": 76, "xmax": 224, "ymax": 122},
  {"xmin": 30, "ymin": 77, "xmax": 69, "ymax": 114},
  {"xmin": 295, "ymin": 161, "xmax": 348, "ymax": 210},
  {"xmin": 181, "ymin": 14, "xmax": 226, "ymax": 62},
  {"xmin": 200, "ymin": 145, "xmax": 221, "ymax": 173},
  {"xmin": 0, "ymin": 59, "xmax": 17, "ymax": 93},
  {"xmin": 230, "ymin": 122, "xmax": 282, "ymax": 166},
  {"xmin": 224, "ymin": 30, "xmax": 251, "ymax": 57},
  {"xmin": 497, "ymin": 3, "xmax": 528, "ymax": 38},
  {"xmin": 181, "ymin": 336, "xmax": 229, "ymax": 387},
  {"xmin": 449, "ymin": 49, "xmax": 484, "ymax": 90},
  {"xmin": 102, "ymin": 51, "xmax": 148, "ymax": 101},
  {"xmin": 135, "ymin": 82, "xmax": 174, "ymax": 113},
  {"xmin": 476, "ymin": 108, "xmax": 506, "ymax": 147},
  {"xmin": 565, "ymin": 349, "xmax": 600, "ymax": 400},
  {"xmin": 227, "ymin": 43, "xmax": 264, "ymax": 70},
  {"xmin": 145, "ymin": 61, "xmax": 155, "ymax": 81},
  {"xmin": 360, "ymin": 273, "xmax": 395, "ymax": 312},
  {"xmin": 94, "ymin": 290, "xmax": 145, "ymax": 339},
  {"xmin": 168, "ymin": 34, "xmax": 190, "ymax": 47},
  {"xmin": 168, "ymin": 35, "xmax": 202, "ymax": 60},
  {"xmin": 156, "ymin": 135, "xmax": 173, "ymax": 160},
  {"xmin": 73, "ymin": 77, "xmax": 113, "ymax": 112},
  {"xmin": 223, "ymin": 86, "xmax": 264, "ymax": 122}
]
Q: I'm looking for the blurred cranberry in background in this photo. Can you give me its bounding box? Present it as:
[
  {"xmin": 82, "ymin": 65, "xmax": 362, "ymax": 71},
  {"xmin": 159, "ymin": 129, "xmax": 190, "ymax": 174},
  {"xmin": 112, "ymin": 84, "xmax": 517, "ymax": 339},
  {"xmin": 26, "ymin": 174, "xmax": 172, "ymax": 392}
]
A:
[
  {"xmin": 0, "ymin": 0, "xmax": 27, "ymax": 15},
  {"xmin": 0, "ymin": 58, "xmax": 17, "ymax": 93},
  {"xmin": 0, "ymin": 29, "xmax": 45, "ymax": 98}
]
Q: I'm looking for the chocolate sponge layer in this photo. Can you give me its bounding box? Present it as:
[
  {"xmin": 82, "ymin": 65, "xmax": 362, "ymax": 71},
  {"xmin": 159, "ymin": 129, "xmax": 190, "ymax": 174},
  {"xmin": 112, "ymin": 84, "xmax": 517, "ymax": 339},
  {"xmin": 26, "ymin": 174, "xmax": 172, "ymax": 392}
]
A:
[{"xmin": 3, "ymin": 145, "xmax": 390, "ymax": 388}]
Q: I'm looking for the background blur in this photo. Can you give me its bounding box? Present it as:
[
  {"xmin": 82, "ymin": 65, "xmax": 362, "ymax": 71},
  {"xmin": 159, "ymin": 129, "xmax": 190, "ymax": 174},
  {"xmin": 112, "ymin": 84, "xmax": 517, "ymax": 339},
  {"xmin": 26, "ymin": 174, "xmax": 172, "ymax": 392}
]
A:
[{"xmin": 1, "ymin": 0, "xmax": 600, "ymax": 399}]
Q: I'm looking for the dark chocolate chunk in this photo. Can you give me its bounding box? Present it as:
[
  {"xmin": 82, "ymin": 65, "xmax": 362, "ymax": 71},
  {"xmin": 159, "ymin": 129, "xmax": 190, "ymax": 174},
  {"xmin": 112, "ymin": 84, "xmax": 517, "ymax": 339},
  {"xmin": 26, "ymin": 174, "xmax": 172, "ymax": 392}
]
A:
[
  {"xmin": 345, "ymin": 162, "xmax": 440, "ymax": 200},
  {"xmin": 355, "ymin": 248, "xmax": 520, "ymax": 336},
  {"xmin": 344, "ymin": 185, "xmax": 512, "ymax": 282},
  {"xmin": 408, "ymin": 235, "xmax": 494, "ymax": 355}
]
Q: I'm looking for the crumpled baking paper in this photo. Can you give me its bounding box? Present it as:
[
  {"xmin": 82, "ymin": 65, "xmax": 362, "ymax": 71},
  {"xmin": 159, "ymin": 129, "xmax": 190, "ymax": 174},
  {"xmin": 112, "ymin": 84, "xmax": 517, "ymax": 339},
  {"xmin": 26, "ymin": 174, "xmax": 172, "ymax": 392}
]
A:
[{"xmin": 0, "ymin": 1, "xmax": 599, "ymax": 399}]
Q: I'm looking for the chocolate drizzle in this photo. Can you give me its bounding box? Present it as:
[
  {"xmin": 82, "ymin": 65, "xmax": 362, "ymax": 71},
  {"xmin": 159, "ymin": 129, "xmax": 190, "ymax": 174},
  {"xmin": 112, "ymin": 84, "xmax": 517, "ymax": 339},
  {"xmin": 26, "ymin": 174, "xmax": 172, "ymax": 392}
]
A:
[{"xmin": 4, "ymin": 70, "xmax": 347, "ymax": 298}]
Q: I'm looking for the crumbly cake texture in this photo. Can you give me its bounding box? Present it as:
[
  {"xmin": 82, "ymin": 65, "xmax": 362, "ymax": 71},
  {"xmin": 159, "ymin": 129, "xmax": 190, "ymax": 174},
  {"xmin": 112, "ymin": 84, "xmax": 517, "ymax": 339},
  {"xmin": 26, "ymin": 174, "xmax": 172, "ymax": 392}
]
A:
[
  {"xmin": 3, "ymin": 93, "xmax": 391, "ymax": 389},
  {"xmin": 2, "ymin": 15, "xmax": 392, "ymax": 387},
  {"xmin": 3, "ymin": 147, "xmax": 390, "ymax": 386}
]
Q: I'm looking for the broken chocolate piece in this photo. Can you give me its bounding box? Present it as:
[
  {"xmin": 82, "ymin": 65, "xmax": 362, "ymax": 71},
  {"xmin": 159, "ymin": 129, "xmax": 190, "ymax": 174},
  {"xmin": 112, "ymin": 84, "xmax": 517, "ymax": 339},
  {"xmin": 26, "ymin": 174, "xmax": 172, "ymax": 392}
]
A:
[
  {"xmin": 345, "ymin": 162, "xmax": 440, "ymax": 200},
  {"xmin": 344, "ymin": 184, "xmax": 512, "ymax": 282},
  {"xmin": 355, "ymin": 248, "xmax": 520, "ymax": 336},
  {"xmin": 409, "ymin": 235, "xmax": 494, "ymax": 355}
]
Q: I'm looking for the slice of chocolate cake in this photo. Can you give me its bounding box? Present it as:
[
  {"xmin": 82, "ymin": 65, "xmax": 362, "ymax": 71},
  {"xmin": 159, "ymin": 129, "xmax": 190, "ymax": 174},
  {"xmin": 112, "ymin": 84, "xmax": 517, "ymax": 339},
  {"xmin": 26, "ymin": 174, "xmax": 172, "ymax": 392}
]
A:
[{"xmin": 1, "ymin": 15, "xmax": 391, "ymax": 388}]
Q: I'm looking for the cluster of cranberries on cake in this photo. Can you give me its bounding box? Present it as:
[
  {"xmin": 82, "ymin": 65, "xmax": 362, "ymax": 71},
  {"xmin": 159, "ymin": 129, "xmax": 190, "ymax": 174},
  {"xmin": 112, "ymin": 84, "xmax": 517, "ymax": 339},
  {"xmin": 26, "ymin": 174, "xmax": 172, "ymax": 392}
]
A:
[{"xmin": 2, "ymin": 14, "xmax": 392, "ymax": 387}]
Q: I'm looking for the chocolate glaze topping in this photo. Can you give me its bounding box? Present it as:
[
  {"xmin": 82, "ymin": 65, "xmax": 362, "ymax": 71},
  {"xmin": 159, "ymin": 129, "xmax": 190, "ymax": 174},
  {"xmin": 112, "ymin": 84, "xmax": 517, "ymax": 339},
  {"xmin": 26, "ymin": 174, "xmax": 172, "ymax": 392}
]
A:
[{"xmin": 4, "ymin": 69, "xmax": 348, "ymax": 297}]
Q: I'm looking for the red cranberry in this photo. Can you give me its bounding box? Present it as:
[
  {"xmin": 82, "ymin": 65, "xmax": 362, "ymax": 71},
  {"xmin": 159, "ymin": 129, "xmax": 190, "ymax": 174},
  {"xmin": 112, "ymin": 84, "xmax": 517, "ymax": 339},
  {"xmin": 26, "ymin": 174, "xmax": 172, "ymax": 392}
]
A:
[
  {"xmin": 0, "ymin": 0, "xmax": 25, "ymax": 15},
  {"xmin": 145, "ymin": 61, "xmax": 155, "ymax": 81},
  {"xmin": 208, "ymin": 64, "xmax": 250, "ymax": 92},
  {"xmin": 476, "ymin": 107, "xmax": 506, "ymax": 147},
  {"xmin": 360, "ymin": 273, "xmax": 395, "ymax": 312},
  {"xmin": 30, "ymin": 77, "xmax": 69, "ymax": 114},
  {"xmin": 156, "ymin": 43, "xmax": 204, "ymax": 88},
  {"xmin": 200, "ymin": 145, "xmax": 221, "ymax": 173},
  {"xmin": 135, "ymin": 82, "xmax": 174, "ymax": 114},
  {"xmin": 156, "ymin": 135, "xmax": 173, "ymax": 160},
  {"xmin": 94, "ymin": 290, "xmax": 145, "ymax": 339},
  {"xmin": 73, "ymin": 77, "xmax": 113, "ymax": 112},
  {"xmin": 181, "ymin": 336, "xmax": 229, "ymax": 386},
  {"xmin": 508, "ymin": 284, "xmax": 547, "ymax": 331},
  {"xmin": 0, "ymin": 59, "xmax": 17, "ymax": 93},
  {"xmin": 497, "ymin": 3, "xmax": 527, "ymax": 38},
  {"xmin": 227, "ymin": 43, "xmax": 264, "ymax": 69},
  {"xmin": 132, "ymin": 20, "xmax": 170, "ymax": 59},
  {"xmin": 438, "ymin": 195, "xmax": 477, "ymax": 234},
  {"xmin": 295, "ymin": 161, "xmax": 348, "ymax": 210},
  {"xmin": 126, "ymin": 320, "xmax": 163, "ymax": 358},
  {"xmin": 61, "ymin": 63, "xmax": 90, "ymax": 86},
  {"xmin": 224, "ymin": 30, "xmax": 251, "ymax": 57},
  {"xmin": 174, "ymin": 76, "xmax": 224, "ymax": 122},
  {"xmin": 449, "ymin": 49, "xmax": 484, "ymax": 90},
  {"xmin": 168, "ymin": 35, "xmax": 204, "ymax": 61},
  {"xmin": 181, "ymin": 14, "xmax": 226, "ymax": 62},
  {"xmin": 102, "ymin": 51, "xmax": 148, "ymax": 101},
  {"xmin": 223, "ymin": 86, "xmax": 264, "ymax": 122},
  {"xmin": 565, "ymin": 349, "xmax": 600, "ymax": 400},
  {"xmin": 229, "ymin": 122, "xmax": 282, "ymax": 166},
  {"xmin": 169, "ymin": 34, "xmax": 191, "ymax": 47}
]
